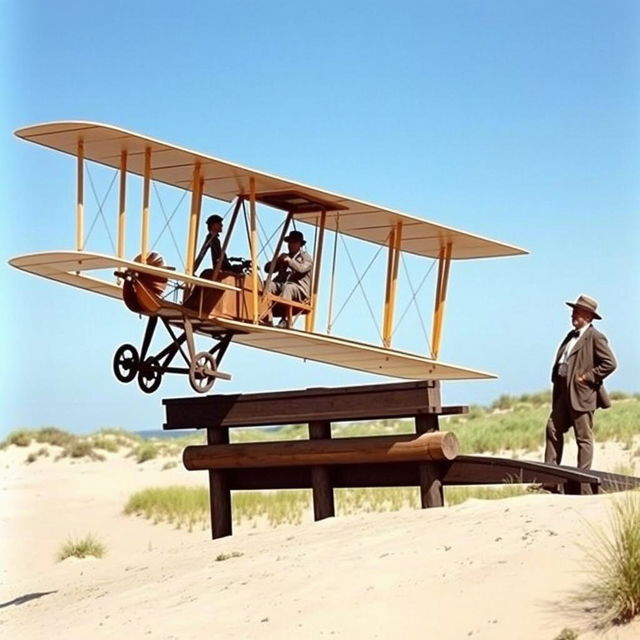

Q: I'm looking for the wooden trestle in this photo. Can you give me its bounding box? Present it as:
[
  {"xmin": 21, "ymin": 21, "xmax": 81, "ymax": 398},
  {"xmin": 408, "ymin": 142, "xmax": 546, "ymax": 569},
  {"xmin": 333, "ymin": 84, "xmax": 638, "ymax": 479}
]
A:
[{"xmin": 163, "ymin": 381, "xmax": 640, "ymax": 539}]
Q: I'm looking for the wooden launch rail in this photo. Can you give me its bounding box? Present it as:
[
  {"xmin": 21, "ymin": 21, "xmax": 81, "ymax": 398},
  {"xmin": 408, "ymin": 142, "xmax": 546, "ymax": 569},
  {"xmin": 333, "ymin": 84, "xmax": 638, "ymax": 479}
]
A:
[
  {"xmin": 163, "ymin": 380, "xmax": 634, "ymax": 539},
  {"xmin": 164, "ymin": 380, "xmax": 464, "ymax": 538}
]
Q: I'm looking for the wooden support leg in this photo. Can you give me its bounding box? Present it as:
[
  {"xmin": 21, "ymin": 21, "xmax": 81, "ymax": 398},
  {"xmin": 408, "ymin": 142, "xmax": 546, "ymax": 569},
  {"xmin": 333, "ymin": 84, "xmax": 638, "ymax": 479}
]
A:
[
  {"xmin": 309, "ymin": 420, "xmax": 335, "ymax": 520},
  {"xmin": 207, "ymin": 428, "xmax": 232, "ymax": 539},
  {"xmin": 415, "ymin": 410, "xmax": 443, "ymax": 507},
  {"xmin": 419, "ymin": 463, "xmax": 444, "ymax": 508}
]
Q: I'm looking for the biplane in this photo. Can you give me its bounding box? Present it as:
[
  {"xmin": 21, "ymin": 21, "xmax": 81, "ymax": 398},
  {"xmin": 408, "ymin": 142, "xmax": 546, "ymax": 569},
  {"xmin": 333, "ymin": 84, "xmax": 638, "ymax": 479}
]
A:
[{"xmin": 9, "ymin": 121, "xmax": 527, "ymax": 394}]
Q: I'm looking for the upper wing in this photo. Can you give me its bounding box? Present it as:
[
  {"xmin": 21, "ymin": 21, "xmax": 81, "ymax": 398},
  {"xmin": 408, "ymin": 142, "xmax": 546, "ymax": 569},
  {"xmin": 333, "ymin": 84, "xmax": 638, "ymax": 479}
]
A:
[{"xmin": 15, "ymin": 121, "xmax": 528, "ymax": 260}]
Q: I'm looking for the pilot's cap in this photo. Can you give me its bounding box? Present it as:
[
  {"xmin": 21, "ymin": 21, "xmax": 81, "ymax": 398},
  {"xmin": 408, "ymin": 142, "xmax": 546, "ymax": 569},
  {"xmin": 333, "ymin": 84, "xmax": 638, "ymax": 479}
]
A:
[{"xmin": 206, "ymin": 214, "xmax": 223, "ymax": 225}]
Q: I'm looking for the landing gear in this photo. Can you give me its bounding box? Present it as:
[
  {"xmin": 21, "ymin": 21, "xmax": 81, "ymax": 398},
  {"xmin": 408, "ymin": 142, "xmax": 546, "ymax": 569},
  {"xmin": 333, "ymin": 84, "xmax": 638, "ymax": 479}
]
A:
[
  {"xmin": 112, "ymin": 315, "xmax": 233, "ymax": 394},
  {"xmin": 138, "ymin": 356, "xmax": 162, "ymax": 394},
  {"xmin": 189, "ymin": 352, "xmax": 217, "ymax": 394},
  {"xmin": 113, "ymin": 344, "xmax": 139, "ymax": 383}
]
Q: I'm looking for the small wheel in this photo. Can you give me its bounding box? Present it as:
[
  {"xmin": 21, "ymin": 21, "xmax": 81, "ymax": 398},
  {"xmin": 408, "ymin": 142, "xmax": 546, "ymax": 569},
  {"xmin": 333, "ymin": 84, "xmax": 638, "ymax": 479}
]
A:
[
  {"xmin": 189, "ymin": 351, "xmax": 217, "ymax": 394},
  {"xmin": 137, "ymin": 356, "xmax": 162, "ymax": 394},
  {"xmin": 113, "ymin": 344, "xmax": 139, "ymax": 383}
]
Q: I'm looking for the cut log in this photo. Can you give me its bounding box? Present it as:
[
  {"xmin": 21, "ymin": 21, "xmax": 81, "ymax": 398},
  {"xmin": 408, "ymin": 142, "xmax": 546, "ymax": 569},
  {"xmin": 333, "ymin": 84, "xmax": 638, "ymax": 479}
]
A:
[{"xmin": 183, "ymin": 431, "xmax": 458, "ymax": 470}]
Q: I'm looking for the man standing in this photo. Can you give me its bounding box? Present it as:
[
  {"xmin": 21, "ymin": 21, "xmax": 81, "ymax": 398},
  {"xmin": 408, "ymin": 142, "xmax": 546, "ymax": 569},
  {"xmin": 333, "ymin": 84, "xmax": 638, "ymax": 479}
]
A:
[{"xmin": 544, "ymin": 295, "xmax": 617, "ymax": 474}]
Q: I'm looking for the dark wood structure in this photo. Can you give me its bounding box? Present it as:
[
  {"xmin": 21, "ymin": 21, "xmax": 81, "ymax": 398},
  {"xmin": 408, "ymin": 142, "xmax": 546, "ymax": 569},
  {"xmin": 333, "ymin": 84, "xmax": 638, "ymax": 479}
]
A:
[{"xmin": 163, "ymin": 380, "xmax": 640, "ymax": 539}]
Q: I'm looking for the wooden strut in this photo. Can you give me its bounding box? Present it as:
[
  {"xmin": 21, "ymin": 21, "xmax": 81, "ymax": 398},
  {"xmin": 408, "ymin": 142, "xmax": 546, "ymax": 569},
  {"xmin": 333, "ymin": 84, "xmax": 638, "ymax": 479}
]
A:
[
  {"xmin": 382, "ymin": 221, "xmax": 403, "ymax": 347},
  {"xmin": 76, "ymin": 138, "xmax": 84, "ymax": 251},
  {"xmin": 211, "ymin": 197, "xmax": 244, "ymax": 282},
  {"xmin": 117, "ymin": 150, "xmax": 127, "ymax": 259},
  {"xmin": 185, "ymin": 162, "xmax": 202, "ymax": 276},
  {"xmin": 183, "ymin": 431, "xmax": 458, "ymax": 470},
  {"xmin": 431, "ymin": 242, "xmax": 452, "ymax": 359},
  {"xmin": 306, "ymin": 210, "xmax": 326, "ymax": 332},
  {"xmin": 261, "ymin": 211, "xmax": 293, "ymax": 306},
  {"xmin": 249, "ymin": 177, "xmax": 259, "ymax": 323},
  {"xmin": 140, "ymin": 147, "xmax": 152, "ymax": 264}
]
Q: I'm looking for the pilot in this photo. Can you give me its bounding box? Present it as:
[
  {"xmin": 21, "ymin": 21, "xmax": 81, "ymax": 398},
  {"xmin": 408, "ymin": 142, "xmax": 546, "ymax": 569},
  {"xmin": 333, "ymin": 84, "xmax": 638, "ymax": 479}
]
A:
[
  {"xmin": 265, "ymin": 230, "xmax": 313, "ymax": 304},
  {"xmin": 194, "ymin": 214, "xmax": 237, "ymax": 276}
]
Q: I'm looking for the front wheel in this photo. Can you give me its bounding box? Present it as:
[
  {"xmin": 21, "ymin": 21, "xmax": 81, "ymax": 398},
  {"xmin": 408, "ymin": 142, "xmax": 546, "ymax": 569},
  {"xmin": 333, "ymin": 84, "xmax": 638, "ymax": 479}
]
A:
[
  {"xmin": 138, "ymin": 356, "xmax": 162, "ymax": 394},
  {"xmin": 189, "ymin": 351, "xmax": 217, "ymax": 394},
  {"xmin": 113, "ymin": 344, "xmax": 139, "ymax": 383}
]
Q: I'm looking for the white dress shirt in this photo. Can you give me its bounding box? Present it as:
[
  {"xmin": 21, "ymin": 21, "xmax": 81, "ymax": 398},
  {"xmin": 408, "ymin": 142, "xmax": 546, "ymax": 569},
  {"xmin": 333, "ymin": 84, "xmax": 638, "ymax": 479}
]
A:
[{"xmin": 559, "ymin": 323, "xmax": 591, "ymax": 364}]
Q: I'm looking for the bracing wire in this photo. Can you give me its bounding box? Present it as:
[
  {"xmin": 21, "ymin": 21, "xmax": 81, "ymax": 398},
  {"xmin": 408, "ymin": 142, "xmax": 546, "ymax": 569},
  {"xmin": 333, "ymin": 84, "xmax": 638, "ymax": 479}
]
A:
[
  {"xmin": 84, "ymin": 166, "xmax": 117, "ymax": 252},
  {"xmin": 151, "ymin": 184, "xmax": 188, "ymax": 268},
  {"xmin": 393, "ymin": 255, "xmax": 437, "ymax": 351},
  {"xmin": 331, "ymin": 236, "xmax": 385, "ymax": 338}
]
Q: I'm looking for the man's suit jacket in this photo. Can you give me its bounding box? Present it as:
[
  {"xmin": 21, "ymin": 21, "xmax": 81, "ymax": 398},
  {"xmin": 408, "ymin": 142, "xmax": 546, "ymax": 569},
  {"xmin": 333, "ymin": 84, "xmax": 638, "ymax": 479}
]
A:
[
  {"xmin": 273, "ymin": 249, "xmax": 313, "ymax": 298},
  {"xmin": 551, "ymin": 325, "xmax": 617, "ymax": 412}
]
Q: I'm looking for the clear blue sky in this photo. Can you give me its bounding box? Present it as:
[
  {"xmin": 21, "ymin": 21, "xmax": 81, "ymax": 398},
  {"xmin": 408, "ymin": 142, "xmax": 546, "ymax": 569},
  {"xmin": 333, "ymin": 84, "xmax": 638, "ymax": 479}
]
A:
[{"xmin": 1, "ymin": 1, "xmax": 638, "ymax": 437}]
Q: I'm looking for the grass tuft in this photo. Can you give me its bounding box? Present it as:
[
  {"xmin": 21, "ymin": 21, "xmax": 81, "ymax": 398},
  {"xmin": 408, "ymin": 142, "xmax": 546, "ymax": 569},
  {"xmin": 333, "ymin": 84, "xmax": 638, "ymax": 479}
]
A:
[
  {"xmin": 579, "ymin": 490, "xmax": 640, "ymax": 626},
  {"xmin": 57, "ymin": 534, "xmax": 106, "ymax": 561}
]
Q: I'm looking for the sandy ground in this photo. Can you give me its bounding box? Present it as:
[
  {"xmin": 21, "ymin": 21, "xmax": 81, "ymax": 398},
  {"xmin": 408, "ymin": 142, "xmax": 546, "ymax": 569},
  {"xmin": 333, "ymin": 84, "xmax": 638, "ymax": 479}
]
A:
[{"xmin": 2, "ymin": 440, "xmax": 639, "ymax": 640}]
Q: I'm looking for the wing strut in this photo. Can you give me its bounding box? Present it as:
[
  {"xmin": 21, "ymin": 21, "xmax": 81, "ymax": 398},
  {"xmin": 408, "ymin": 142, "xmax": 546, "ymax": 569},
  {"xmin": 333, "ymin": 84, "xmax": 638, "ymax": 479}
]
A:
[
  {"xmin": 140, "ymin": 147, "xmax": 152, "ymax": 263},
  {"xmin": 76, "ymin": 137, "xmax": 84, "ymax": 251},
  {"xmin": 117, "ymin": 150, "xmax": 127, "ymax": 259},
  {"xmin": 185, "ymin": 162, "xmax": 202, "ymax": 275},
  {"xmin": 249, "ymin": 177, "xmax": 259, "ymax": 323},
  {"xmin": 431, "ymin": 242, "xmax": 452, "ymax": 359},
  {"xmin": 306, "ymin": 209, "xmax": 326, "ymax": 332},
  {"xmin": 382, "ymin": 221, "xmax": 403, "ymax": 347}
]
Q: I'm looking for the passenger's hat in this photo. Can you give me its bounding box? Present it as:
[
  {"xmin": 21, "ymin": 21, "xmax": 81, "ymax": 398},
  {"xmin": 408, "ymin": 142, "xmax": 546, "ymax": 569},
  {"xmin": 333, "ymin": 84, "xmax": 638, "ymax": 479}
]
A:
[
  {"xmin": 284, "ymin": 230, "xmax": 306, "ymax": 245},
  {"xmin": 206, "ymin": 214, "xmax": 223, "ymax": 225},
  {"xmin": 566, "ymin": 294, "xmax": 602, "ymax": 320}
]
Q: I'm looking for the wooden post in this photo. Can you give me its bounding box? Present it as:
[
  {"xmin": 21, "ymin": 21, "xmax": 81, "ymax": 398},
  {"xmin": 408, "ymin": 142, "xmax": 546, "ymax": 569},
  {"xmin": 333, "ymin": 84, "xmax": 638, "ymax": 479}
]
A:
[
  {"xmin": 117, "ymin": 150, "xmax": 127, "ymax": 259},
  {"xmin": 309, "ymin": 420, "xmax": 334, "ymax": 521},
  {"xmin": 249, "ymin": 177, "xmax": 259, "ymax": 323},
  {"xmin": 415, "ymin": 411, "xmax": 444, "ymax": 508},
  {"xmin": 207, "ymin": 427, "xmax": 232, "ymax": 539},
  {"xmin": 76, "ymin": 138, "xmax": 84, "ymax": 251},
  {"xmin": 140, "ymin": 147, "xmax": 152, "ymax": 263}
]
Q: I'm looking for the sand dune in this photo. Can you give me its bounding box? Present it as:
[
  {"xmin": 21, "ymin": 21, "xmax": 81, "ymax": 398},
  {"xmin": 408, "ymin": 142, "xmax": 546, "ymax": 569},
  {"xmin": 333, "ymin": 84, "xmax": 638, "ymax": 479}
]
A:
[{"xmin": 2, "ymin": 442, "xmax": 639, "ymax": 639}]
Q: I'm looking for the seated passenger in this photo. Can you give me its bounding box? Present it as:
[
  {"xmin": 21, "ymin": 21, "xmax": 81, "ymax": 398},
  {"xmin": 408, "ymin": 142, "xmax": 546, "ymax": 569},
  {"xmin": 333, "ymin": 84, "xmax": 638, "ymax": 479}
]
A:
[{"xmin": 265, "ymin": 230, "xmax": 313, "ymax": 303}]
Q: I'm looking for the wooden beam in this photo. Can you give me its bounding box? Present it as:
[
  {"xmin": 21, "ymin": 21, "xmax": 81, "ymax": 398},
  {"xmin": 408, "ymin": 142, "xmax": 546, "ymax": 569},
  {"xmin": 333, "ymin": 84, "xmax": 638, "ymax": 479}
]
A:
[
  {"xmin": 76, "ymin": 138, "xmax": 84, "ymax": 251},
  {"xmin": 306, "ymin": 210, "xmax": 326, "ymax": 332},
  {"xmin": 430, "ymin": 242, "xmax": 452, "ymax": 359},
  {"xmin": 182, "ymin": 432, "xmax": 459, "ymax": 470},
  {"xmin": 185, "ymin": 162, "xmax": 202, "ymax": 276},
  {"xmin": 140, "ymin": 147, "xmax": 151, "ymax": 264},
  {"xmin": 117, "ymin": 150, "xmax": 127, "ymax": 259},
  {"xmin": 163, "ymin": 380, "xmax": 445, "ymax": 429},
  {"xmin": 249, "ymin": 177, "xmax": 259, "ymax": 323}
]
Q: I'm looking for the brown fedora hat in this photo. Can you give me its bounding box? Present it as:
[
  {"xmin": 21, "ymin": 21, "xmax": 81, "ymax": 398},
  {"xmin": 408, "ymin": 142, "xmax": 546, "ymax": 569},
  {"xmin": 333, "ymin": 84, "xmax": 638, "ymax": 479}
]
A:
[{"xmin": 566, "ymin": 294, "xmax": 602, "ymax": 320}]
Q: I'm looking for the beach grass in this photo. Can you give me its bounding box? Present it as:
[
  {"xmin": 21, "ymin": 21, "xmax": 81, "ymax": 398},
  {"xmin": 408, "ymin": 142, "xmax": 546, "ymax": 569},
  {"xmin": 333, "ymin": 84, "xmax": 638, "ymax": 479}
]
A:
[
  {"xmin": 124, "ymin": 483, "xmax": 541, "ymax": 531},
  {"xmin": 57, "ymin": 534, "xmax": 106, "ymax": 561},
  {"xmin": 579, "ymin": 490, "xmax": 640, "ymax": 626}
]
